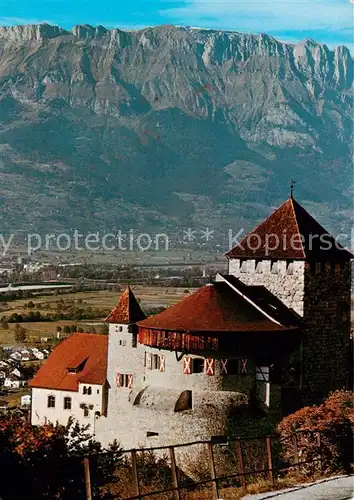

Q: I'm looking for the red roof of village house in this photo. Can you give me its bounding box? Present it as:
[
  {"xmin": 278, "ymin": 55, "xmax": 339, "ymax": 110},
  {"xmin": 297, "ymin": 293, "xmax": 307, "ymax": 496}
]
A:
[
  {"xmin": 29, "ymin": 333, "xmax": 108, "ymax": 392},
  {"xmin": 105, "ymin": 287, "xmax": 146, "ymax": 324},
  {"xmin": 226, "ymin": 197, "xmax": 353, "ymax": 261},
  {"xmin": 137, "ymin": 282, "xmax": 299, "ymax": 333}
]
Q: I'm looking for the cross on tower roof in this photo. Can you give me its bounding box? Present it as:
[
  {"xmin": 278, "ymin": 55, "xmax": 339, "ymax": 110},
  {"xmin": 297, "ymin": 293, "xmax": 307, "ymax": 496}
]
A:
[{"xmin": 290, "ymin": 179, "xmax": 295, "ymax": 199}]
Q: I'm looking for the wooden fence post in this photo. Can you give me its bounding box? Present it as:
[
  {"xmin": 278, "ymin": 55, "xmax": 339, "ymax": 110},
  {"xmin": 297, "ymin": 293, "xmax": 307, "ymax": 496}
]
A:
[
  {"xmin": 83, "ymin": 457, "xmax": 92, "ymax": 500},
  {"xmin": 131, "ymin": 450, "xmax": 141, "ymax": 499},
  {"xmin": 207, "ymin": 442, "xmax": 220, "ymax": 500},
  {"xmin": 169, "ymin": 446, "xmax": 181, "ymax": 500},
  {"xmin": 293, "ymin": 433, "xmax": 300, "ymax": 474},
  {"xmin": 266, "ymin": 436, "xmax": 274, "ymax": 484},
  {"xmin": 316, "ymin": 432, "xmax": 323, "ymax": 474},
  {"xmin": 235, "ymin": 438, "xmax": 246, "ymax": 490}
]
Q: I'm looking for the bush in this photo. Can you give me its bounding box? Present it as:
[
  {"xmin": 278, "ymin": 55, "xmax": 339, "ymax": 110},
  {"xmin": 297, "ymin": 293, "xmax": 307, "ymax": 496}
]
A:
[
  {"xmin": 0, "ymin": 416, "xmax": 122, "ymax": 500},
  {"xmin": 278, "ymin": 390, "xmax": 354, "ymax": 475}
]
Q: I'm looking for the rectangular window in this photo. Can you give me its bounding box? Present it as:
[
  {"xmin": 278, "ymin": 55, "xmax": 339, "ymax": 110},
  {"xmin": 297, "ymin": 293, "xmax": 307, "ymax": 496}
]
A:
[
  {"xmin": 256, "ymin": 366, "xmax": 270, "ymax": 382},
  {"xmin": 47, "ymin": 395, "xmax": 55, "ymax": 408},
  {"xmin": 192, "ymin": 358, "xmax": 204, "ymax": 373},
  {"xmin": 132, "ymin": 333, "xmax": 138, "ymax": 348},
  {"xmin": 227, "ymin": 359, "xmax": 240, "ymax": 375},
  {"xmin": 152, "ymin": 354, "xmax": 161, "ymax": 370},
  {"xmin": 64, "ymin": 397, "xmax": 72, "ymax": 410}
]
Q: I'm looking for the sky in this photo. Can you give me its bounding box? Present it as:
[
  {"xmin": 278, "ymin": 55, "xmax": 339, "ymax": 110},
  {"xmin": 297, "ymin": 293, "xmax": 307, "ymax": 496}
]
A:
[{"xmin": 1, "ymin": 0, "xmax": 353, "ymax": 49}]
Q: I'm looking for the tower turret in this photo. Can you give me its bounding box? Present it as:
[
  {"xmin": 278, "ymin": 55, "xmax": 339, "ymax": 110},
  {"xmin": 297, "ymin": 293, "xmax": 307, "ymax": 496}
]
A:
[
  {"xmin": 226, "ymin": 196, "xmax": 352, "ymax": 403},
  {"xmin": 105, "ymin": 287, "xmax": 146, "ymax": 416}
]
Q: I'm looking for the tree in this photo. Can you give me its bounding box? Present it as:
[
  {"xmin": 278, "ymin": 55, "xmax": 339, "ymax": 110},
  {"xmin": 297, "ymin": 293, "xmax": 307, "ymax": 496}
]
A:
[
  {"xmin": 0, "ymin": 416, "xmax": 123, "ymax": 500},
  {"xmin": 14, "ymin": 324, "xmax": 27, "ymax": 343},
  {"xmin": 62, "ymin": 325, "xmax": 71, "ymax": 334}
]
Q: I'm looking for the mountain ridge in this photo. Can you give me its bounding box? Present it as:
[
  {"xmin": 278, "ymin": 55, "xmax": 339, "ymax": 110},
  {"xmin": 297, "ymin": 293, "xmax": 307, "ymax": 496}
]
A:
[{"xmin": 0, "ymin": 24, "xmax": 352, "ymax": 239}]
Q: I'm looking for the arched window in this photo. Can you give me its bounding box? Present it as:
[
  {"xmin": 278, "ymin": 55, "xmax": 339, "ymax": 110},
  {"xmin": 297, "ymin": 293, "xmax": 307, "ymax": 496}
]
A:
[
  {"xmin": 87, "ymin": 387, "xmax": 92, "ymax": 395},
  {"xmin": 83, "ymin": 386, "xmax": 87, "ymax": 394},
  {"xmin": 174, "ymin": 390, "xmax": 192, "ymax": 412}
]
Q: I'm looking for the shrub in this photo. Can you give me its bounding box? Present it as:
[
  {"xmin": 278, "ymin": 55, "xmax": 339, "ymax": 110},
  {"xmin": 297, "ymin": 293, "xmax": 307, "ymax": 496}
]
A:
[
  {"xmin": 278, "ymin": 390, "xmax": 354, "ymax": 475},
  {"xmin": 0, "ymin": 416, "xmax": 122, "ymax": 500}
]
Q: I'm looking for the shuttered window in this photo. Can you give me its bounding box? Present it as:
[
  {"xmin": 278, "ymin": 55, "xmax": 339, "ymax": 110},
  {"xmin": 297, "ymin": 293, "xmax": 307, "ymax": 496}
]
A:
[{"xmin": 116, "ymin": 373, "xmax": 134, "ymax": 389}]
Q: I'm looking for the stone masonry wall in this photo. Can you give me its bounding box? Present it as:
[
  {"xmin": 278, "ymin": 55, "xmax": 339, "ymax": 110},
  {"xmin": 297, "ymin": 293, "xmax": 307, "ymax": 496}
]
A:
[
  {"xmin": 228, "ymin": 258, "xmax": 305, "ymax": 316},
  {"xmin": 301, "ymin": 262, "xmax": 352, "ymax": 404},
  {"xmin": 98, "ymin": 332, "xmax": 280, "ymax": 452},
  {"xmin": 228, "ymin": 257, "xmax": 352, "ymax": 405}
]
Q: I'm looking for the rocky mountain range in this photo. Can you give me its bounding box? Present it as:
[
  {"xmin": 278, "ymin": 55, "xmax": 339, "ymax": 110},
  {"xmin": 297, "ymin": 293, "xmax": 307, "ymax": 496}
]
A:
[{"xmin": 0, "ymin": 23, "xmax": 352, "ymax": 242}]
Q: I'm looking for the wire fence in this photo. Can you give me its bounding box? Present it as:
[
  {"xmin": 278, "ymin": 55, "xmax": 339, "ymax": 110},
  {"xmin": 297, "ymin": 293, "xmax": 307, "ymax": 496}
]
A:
[{"xmin": 83, "ymin": 429, "xmax": 329, "ymax": 500}]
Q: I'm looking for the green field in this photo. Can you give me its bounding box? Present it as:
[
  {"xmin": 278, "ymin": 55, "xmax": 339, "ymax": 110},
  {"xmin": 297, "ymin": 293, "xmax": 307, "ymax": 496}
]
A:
[{"xmin": 0, "ymin": 286, "xmax": 194, "ymax": 347}]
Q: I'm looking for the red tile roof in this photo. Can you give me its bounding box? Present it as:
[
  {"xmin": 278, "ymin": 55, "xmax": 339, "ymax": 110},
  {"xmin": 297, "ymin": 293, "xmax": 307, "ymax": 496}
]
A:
[
  {"xmin": 29, "ymin": 333, "xmax": 108, "ymax": 392},
  {"xmin": 137, "ymin": 282, "xmax": 299, "ymax": 333},
  {"xmin": 105, "ymin": 287, "xmax": 146, "ymax": 324},
  {"xmin": 226, "ymin": 197, "xmax": 353, "ymax": 260}
]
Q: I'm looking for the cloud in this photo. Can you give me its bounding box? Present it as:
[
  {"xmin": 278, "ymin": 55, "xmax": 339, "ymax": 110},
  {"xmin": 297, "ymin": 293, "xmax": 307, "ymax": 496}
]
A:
[{"xmin": 162, "ymin": 0, "xmax": 353, "ymax": 39}]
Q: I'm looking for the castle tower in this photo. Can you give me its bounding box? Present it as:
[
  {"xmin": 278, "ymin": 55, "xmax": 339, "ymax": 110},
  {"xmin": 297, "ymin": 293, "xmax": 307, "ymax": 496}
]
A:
[
  {"xmin": 105, "ymin": 287, "xmax": 146, "ymax": 416},
  {"xmin": 226, "ymin": 196, "xmax": 352, "ymax": 404}
]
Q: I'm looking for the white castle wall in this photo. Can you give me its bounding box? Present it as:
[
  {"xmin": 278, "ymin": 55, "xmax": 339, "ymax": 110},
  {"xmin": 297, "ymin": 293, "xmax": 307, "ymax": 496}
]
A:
[
  {"xmin": 97, "ymin": 326, "xmax": 270, "ymax": 451},
  {"xmin": 31, "ymin": 382, "xmax": 103, "ymax": 430},
  {"xmin": 228, "ymin": 258, "xmax": 306, "ymax": 316}
]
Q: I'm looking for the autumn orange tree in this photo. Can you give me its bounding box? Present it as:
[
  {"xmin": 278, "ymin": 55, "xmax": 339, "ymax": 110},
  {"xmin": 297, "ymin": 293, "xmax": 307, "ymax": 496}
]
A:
[
  {"xmin": 0, "ymin": 415, "xmax": 122, "ymax": 499},
  {"xmin": 278, "ymin": 390, "xmax": 354, "ymax": 475}
]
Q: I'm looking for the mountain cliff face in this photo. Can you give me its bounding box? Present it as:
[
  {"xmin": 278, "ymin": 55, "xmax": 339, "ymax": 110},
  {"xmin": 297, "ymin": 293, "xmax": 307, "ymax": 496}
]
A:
[{"xmin": 0, "ymin": 24, "xmax": 352, "ymax": 238}]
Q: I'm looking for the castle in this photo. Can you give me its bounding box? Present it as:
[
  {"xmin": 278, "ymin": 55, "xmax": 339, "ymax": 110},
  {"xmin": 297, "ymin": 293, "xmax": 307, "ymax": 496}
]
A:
[{"xmin": 30, "ymin": 195, "xmax": 352, "ymax": 450}]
